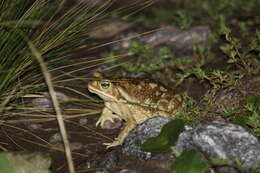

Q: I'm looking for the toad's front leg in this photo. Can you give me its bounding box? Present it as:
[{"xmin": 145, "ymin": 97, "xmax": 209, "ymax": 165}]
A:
[
  {"xmin": 96, "ymin": 107, "xmax": 121, "ymax": 128},
  {"xmin": 104, "ymin": 120, "xmax": 137, "ymax": 148}
]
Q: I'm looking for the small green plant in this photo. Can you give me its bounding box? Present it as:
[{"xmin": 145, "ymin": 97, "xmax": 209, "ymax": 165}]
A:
[
  {"xmin": 178, "ymin": 97, "xmax": 202, "ymax": 124},
  {"xmin": 174, "ymin": 9, "xmax": 193, "ymax": 29},
  {"xmin": 209, "ymin": 70, "xmax": 242, "ymax": 89},
  {"xmin": 238, "ymin": 21, "xmax": 253, "ymax": 37},
  {"xmin": 219, "ymin": 18, "xmax": 260, "ymax": 75},
  {"xmin": 104, "ymin": 40, "xmax": 177, "ymax": 74},
  {"xmin": 128, "ymin": 40, "xmax": 154, "ymax": 58},
  {"xmin": 151, "ymin": 7, "xmax": 175, "ymax": 24},
  {"xmin": 130, "ymin": 7, "xmax": 176, "ymax": 25},
  {"xmin": 244, "ymin": 96, "xmax": 260, "ymax": 135},
  {"xmin": 176, "ymin": 67, "xmax": 242, "ymax": 90},
  {"xmin": 222, "ymin": 106, "xmax": 239, "ymax": 118},
  {"xmin": 202, "ymin": 0, "xmax": 233, "ymax": 20},
  {"xmin": 244, "ymin": 96, "xmax": 258, "ymax": 113}
]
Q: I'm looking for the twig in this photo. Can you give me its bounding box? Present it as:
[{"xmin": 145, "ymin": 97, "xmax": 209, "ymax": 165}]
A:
[{"xmin": 28, "ymin": 41, "xmax": 75, "ymax": 173}]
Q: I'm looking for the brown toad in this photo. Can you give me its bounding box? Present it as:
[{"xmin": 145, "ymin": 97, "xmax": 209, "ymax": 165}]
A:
[{"xmin": 88, "ymin": 72, "xmax": 184, "ymax": 148}]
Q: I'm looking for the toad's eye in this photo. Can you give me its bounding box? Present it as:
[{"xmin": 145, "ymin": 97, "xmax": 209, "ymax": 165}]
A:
[{"xmin": 100, "ymin": 81, "xmax": 111, "ymax": 89}]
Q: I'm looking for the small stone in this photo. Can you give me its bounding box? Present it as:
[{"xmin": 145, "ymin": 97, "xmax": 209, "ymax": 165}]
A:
[
  {"xmin": 32, "ymin": 92, "xmax": 70, "ymax": 108},
  {"xmin": 28, "ymin": 123, "xmax": 43, "ymax": 130},
  {"xmin": 94, "ymin": 169, "xmax": 109, "ymax": 173},
  {"xmin": 49, "ymin": 133, "xmax": 62, "ymax": 143},
  {"xmin": 32, "ymin": 97, "xmax": 52, "ymax": 108},
  {"xmin": 89, "ymin": 21, "xmax": 134, "ymax": 39},
  {"xmin": 69, "ymin": 142, "xmax": 83, "ymax": 151},
  {"xmin": 118, "ymin": 169, "xmax": 139, "ymax": 173},
  {"xmin": 79, "ymin": 118, "xmax": 88, "ymax": 125}
]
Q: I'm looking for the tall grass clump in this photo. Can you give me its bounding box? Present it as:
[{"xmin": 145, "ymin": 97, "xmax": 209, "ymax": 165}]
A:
[
  {"xmin": 0, "ymin": 0, "xmax": 95, "ymax": 111},
  {"xmin": 0, "ymin": 0, "xmax": 153, "ymax": 112},
  {"xmin": 0, "ymin": 0, "xmax": 155, "ymax": 172}
]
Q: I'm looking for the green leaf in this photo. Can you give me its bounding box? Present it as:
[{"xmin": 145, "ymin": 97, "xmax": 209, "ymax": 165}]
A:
[
  {"xmin": 171, "ymin": 150, "xmax": 209, "ymax": 173},
  {"xmin": 192, "ymin": 67, "xmax": 205, "ymax": 79},
  {"xmin": 245, "ymin": 95, "xmax": 259, "ymax": 112},
  {"xmin": 141, "ymin": 119, "xmax": 185, "ymax": 153},
  {"xmin": 232, "ymin": 116, "xmax": 249, "ymax": 127},
  {"xmin": 227, "ymin": 57, "xmax": 237, "ymax": 63},
  {"xmin": 220, "ymin": 44, "xmax": 232, "ymax": 56}
]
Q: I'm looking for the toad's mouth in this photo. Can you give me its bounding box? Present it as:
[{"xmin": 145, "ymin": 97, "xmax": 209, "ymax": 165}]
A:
[
  {"xmin": 88, "ymin": 85, "xmax": 115, "ymax": 101},
  {"xmin": 87, "ymin": 85, "xmax": 97, "ymax": 94}
]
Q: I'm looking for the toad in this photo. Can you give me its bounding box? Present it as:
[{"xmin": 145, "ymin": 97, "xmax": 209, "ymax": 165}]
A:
[{"xmin": 88, "ymin": 72, "xmax": 184, "ymax": 148}]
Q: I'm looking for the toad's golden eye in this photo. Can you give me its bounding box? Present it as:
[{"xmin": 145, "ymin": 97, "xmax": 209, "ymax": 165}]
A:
[{"xmin": 100, "ymin": 81, "xmax": 111, "ymax": 89}]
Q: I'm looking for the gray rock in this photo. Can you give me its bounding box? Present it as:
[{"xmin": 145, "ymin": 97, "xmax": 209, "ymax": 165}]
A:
[
  {"xmin": 140, "ymin": 25, "xmax": 211, "ymax": 55},
  {"xmin": 176, "ymin": 121, "xmax": 260, "ymax": 169},
  {"xmin": 122, "ymin": 117, "xmax": 172, "ymax": 160},
  {"xmin": 96, "ymin": 151, "xmax": 120, "ymax": 169},
  {"xmin": 31, "ymin": 92, "xmax": 70, "ymax": 108},
  {"xmin": 111, "ymin": 25, "xmax": 211, "ymax": 56}
]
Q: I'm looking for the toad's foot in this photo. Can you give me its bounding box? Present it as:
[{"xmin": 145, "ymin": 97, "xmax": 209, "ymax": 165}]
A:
[
  {"xmin": 103, "ymin": 120, "xmax": 137, "ymax": 149},
  {"xmin": 96, "ymin": 107, "xmax": 121, "ymax": 127},
  {"xmin": 96, "ymin": 112, "xmax": 120, "ymax": 128},
  {"xmin": 103, "ymin": 139, "xmax": 123, "ymax": 149}
]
